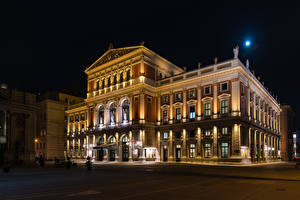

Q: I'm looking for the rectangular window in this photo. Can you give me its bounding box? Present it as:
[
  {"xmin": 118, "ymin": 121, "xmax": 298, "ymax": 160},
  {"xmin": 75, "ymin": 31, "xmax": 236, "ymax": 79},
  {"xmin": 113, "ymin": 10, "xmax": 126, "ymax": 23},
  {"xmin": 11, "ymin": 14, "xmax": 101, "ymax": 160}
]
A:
[
  {"xmin": 81, "ymin": 114, "xmax": 85, "ymax": 121},
  {"xmin": 163, "ymin": 110, "xmax": 168, "ymax": 122},
  {"xmin": 189, "ymin": 105, "xmax": 196, "ymax": 119},
  {"xmin": 221, "ymin": 142, "xmax": 228, "ymax": 158},
  {"xmin": 204, "ymin": 103, "xmax": 211, "ymax": 116},
  {"xmin": 147, "ymin": 96, "xmax": 152, "ymax": 103},
  {"xmin": 204, "ymin": 86, "xmax": 211, "ymax": 95},
  {"xmin": 220, "ymin": 82, "xmax": 228, "ymax": 92},
  {"xmin": 175, "ymin": 132, "xmax": 181, "ymax": 139},
  {"xmin": 190, "ymin": 144, "xmax": 195, "ymax": 158},
  {"xmin": 134, "ymin": 96, "xmax": 139, "ymax": 102},
  {"xmin": 175, "ymin": 108, "xmax": 181, "ymax": 120},
  {"xmin": 189, "ymin": 89, "xmax": 196, "ymax": 98},
  {"xmin": 189, "ymin": 130, "xmax": 195, "ymax": 138},
  {"xmin": 220, "ymin": 100, "xmax": 229, "ymax": 114},
  {"xmin": 175, "ymin": 92, "xmax": 182, "ymax": 101},
  {"xmin": 75, "ymin": 115, "xmax": 79, "ymax": 122},
  {"xmin": 205, "ymin": 129, "xmax": 211, "ymax": 136},
  {"xmin": 163, "ymin": 95, "xmax": 169, "ymax": 103},
  {"xmin": 222, "ymin": 127, "xmax": 228, "ymax": 135},
  {"xmin": 163, "ymin": 132, "xmax": 168, "ymax": 139},
  {"xmin": 70, "ymin": 116, "xmax": 74, "ymax": 123},
  {"xmin": 205, "ymin": 143, "xmax": 211, "ymax": 158},
  {"xmin": 81, "ymin": 124, "xmax": 85, "ymax": 133}
]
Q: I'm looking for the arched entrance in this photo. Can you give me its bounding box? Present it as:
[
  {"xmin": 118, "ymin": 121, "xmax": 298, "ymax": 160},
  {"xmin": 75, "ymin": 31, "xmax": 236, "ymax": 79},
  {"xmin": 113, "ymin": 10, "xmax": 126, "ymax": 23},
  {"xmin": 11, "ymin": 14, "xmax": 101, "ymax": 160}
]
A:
[
  {"xmin": 97, "ymin": 137, "xmax": 104, "ymax": 161},
  {"xmin": 107, "ymin": 136, "xmax": 116, "ymax": 161},
  {"xmin": 121, "ymin": 135, "xmax": 129, "ymax": 161}
]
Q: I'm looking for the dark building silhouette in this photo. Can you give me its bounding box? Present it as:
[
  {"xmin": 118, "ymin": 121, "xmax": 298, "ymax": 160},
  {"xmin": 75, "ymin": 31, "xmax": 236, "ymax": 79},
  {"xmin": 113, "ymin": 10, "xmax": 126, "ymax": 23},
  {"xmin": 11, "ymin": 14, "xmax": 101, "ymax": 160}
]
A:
[{"xmin": 280, "ymin": 105, "xmax": 295, "ymax": 161}]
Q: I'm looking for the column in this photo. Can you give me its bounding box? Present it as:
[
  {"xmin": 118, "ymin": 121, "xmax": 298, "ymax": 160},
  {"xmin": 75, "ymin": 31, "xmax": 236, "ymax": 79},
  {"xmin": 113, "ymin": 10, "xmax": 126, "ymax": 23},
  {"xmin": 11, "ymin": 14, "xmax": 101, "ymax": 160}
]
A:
[
  {"xmin": 213, "ymin": 126, "xmax": 218, "ymax": 158},
  {"xmin": 157, "ymin": 131, "xmax": 160, "ymax": 162},
  {"xmin": 182, "ymin": 129, "xmax": 186, "ymax": 159},
  {"xmin": 197, "ymin": 128, "xmax": 201, "ymax": 159},
  {"xmin": 197, "ymin": 86, "xmax": 201, "ymax": 120},
  {"xmin": 157, "ymin": 94, "xmax": 161, "ymax": 125},
  {"xmin": 169, "ymin": 91, "xmax": 173, "ymax": 124},
  {"xmin": 183, "ymin": 89, "xmax": 187, "ymax": 122},
  {"xmin": 115, "ymin": 132, "xmax": 119, "ymax": 160},
  {"xmin": 78, "ymin": 139, "xmax": 81, "ymax": 158},
  {"xmin": 129, "ymin": 96, "xmax": 133, "ymax": 125},
  {"xmin": 231, "ymin": 80, "xmax": 241, "ymax": 116},
  {"xmin": 129, "ymin": 131, "xmax": 133, "ymax": 161},
  {"xmin": 213, "ymin": 83, "xmax": 218, "ymax": 118},
  {"xmin": 140, "ymin": 93, "xmax": 145, "ymax": 124},
  {"xmin": 169, "ymin": 130, "xmax": 173, "ymax": 159},
  {"xmin": 258, "ymin": 132, "xmax": 261, "ymax": 161},
  {"xmin": 253, "ymin": 130, "xmax": 257, "ymax": 162},
  {"xmin": 248, "ymin": 128, "xmax": 251, "ymax": 158},
  {"xmin": 231, "ymin": 124, "xmax": 241, "ymax": 159}
]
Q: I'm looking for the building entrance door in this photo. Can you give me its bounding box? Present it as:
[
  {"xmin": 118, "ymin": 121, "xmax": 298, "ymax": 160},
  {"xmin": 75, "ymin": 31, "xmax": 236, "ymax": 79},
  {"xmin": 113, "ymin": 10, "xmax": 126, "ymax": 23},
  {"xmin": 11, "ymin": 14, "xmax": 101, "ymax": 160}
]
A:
[
  {"xmin": 122, "ymin": 143, "xmax": 129, "ymax": 161},
  {"xmin": 98, "ymin": 148, "xmax": 103, "ymax": 161},
  {"xmin": 176, "ymin": 147, "xmax": 181, "ymax": 162},
  {"xmin": 109, "ymin": 149, "xmax": 115, "ymax": 161},
  {"xmin": 163, "ymin": 148, "xmax": 168, "ymax": 161}
]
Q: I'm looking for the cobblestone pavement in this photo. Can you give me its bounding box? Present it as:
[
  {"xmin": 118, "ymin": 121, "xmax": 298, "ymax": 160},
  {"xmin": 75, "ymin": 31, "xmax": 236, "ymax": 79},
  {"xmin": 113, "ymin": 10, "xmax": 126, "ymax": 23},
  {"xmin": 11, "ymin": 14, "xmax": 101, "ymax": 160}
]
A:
[{"xmin": 1, "ymin": 162, "xmax": 300, "ymax": 200}]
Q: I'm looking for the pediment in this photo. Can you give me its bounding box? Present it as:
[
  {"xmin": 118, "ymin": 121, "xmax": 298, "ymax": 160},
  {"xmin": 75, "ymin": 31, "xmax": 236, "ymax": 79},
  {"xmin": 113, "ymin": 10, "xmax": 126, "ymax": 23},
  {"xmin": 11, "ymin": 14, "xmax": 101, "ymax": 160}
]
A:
[{"xmin": 85, "ymin": 46, "xmax": 141, "ymax": 72}]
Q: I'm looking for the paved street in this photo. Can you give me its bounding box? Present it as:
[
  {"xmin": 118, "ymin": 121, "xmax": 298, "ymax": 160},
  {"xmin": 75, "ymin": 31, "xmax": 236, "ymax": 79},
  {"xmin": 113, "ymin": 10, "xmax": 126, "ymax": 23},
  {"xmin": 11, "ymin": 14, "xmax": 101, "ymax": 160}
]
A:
[{"xmin": 1, "ymin": 162, "xmax": 300, "ymax": 200}]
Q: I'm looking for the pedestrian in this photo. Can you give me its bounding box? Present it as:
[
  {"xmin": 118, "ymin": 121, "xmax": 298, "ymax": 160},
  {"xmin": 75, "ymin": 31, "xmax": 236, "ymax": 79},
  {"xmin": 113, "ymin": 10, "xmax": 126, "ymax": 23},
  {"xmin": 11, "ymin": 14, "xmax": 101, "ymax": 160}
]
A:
[{"xmin": 39, "ymin": 154, "xmax": 45, "ymax": 167}]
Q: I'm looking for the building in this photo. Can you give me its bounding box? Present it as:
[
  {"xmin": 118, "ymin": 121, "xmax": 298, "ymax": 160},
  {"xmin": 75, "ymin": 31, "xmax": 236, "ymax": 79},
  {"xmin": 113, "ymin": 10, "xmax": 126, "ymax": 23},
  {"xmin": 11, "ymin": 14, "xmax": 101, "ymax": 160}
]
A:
[
  {"xmin": 0, "ymin": 86, "xmax": 39, "ymax": 164},
  {"xmin": 280, "ymin": 105, "xmax": 295, "ymax": 160},
  {"xmin": 35, "ymin": 91, "xmax": 84, "ymax": 160},
  {"xmin": 66, "ymin": 45, "xmax": 281, "ymax": 163}
]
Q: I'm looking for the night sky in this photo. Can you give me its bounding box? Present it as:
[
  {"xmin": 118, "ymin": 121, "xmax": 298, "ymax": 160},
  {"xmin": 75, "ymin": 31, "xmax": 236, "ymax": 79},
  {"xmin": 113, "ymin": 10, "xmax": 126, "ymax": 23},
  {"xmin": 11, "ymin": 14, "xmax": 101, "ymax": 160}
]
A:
[{"xmin": 2, "ymin": 2, "xmax": 300, "ymax": 128}]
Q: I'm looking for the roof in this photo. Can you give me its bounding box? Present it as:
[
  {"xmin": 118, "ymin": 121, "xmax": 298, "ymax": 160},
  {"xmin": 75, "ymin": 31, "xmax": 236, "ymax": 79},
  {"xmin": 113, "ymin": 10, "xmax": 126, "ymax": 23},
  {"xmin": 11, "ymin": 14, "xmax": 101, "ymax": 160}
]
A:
[{"xmin": 85, "ymin": 46, "xmax": 141, "ymax": 73}]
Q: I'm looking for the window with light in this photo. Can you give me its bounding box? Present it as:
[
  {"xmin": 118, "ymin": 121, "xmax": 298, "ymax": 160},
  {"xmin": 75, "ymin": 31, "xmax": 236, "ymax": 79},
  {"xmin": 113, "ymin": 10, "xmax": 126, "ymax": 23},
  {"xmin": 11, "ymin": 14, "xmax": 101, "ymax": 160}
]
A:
[
  {"xmin": 204, "ymin": 103, "xmax": 211, "ymax": 116},
  {"xmin": 175, "ymin": 108, "xmax": 181, "ymax": 120},
  {"xmin": 189, "ymin": 105, "xmax": 195, "ymax": 119},
  {"xmin": 163, "ymin": 132, "xmax": 168, "ymax": 139},
  {"xmin": 220, "ymin": 100, "xmax": 229, "ymax": 114},
  {"xmin": 190, "ymin": 144, "xmax": 195, "ymax": 158},
  {"xmin": 205, "ymin": 143, "xmax": 211, "ymax": 158},
  {"xmin": 221, "ymin": 142, "xmax": 228, "ymax": 158}
]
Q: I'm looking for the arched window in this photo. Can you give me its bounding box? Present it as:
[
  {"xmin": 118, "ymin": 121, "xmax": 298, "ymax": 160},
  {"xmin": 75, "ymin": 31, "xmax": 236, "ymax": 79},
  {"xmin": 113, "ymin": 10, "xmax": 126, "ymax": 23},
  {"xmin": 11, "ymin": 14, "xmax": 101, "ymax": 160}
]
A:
[
  {"xmin": 122, "ymin": 136, "xmax": 129, "ymax": 143},
  {"xmin": 98, "ymin": 106, "xmax": 104, "ymax": 125},
  {"xmin": 120, "ymin": 72, "xmax": 123, "ymax": 83},
  {"xmin": 99, "ymin": 137, "xmax": 104, "ymax": 145},
  {"xmin": 113, "ymin": 74, "xmax": 117, "ymax": 85},
  {"xmin": 107, "ymin": 77, "xmax": 111, "ymax": 87},
  {"xmin": 122, "ymin": 100, "xmax": 129, "ymax": 123},
  {"xmin": 126, "ymin": 70, "xmax": 131, "ymax": 81},
  {"xmin": 109, "ymin": 103, "xmax": 116, "ymax": 125},
  {"xmin": 101, "ymin": 79, "xmax": 105, "ymax": 89},
  {"xmin": 108, "ymin": 136, "xmax": 116, "ymax": 143}
]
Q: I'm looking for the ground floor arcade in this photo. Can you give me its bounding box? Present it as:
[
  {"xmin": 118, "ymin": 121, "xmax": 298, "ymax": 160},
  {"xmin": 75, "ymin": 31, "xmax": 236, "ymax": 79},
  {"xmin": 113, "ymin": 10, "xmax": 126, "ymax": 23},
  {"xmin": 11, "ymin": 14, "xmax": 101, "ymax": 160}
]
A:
[{"xmin": 66, "ymin": 121, "xmax": 280, "ymax": 163}]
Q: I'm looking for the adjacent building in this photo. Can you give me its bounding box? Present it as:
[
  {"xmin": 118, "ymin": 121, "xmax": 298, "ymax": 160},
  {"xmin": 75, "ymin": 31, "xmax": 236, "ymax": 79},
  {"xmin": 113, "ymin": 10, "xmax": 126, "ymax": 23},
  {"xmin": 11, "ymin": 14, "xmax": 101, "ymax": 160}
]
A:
[
  {"xmin": 36, "ymin": 91, "xmax": 83, "ymax": 160},
  {"xmin": 0, "ymin": 86, "xmax": 39, "ymax": 164},
  {"xmin": 280, "ymin": 104, "xmax": 295, "ymax": 160},
  {"xmin": 66, "ymin": 45, "xmax": 281, "ymax": 163}
]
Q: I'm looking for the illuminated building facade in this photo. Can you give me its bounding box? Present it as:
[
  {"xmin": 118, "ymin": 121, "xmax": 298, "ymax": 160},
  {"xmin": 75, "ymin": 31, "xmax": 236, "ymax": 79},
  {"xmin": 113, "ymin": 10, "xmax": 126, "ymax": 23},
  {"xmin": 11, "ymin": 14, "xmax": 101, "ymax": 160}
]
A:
[{"xmin": 66, "ymin": 45, "xmax": 281, "ymax": 163}]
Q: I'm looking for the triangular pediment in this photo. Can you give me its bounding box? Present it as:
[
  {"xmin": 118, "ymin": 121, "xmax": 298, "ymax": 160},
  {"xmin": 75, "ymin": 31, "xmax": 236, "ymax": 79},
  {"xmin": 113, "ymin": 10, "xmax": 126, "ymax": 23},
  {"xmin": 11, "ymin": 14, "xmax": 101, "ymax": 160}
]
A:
[{"xmin": 85, "ymin": 46, "xmax": 141, "ymax": 72}]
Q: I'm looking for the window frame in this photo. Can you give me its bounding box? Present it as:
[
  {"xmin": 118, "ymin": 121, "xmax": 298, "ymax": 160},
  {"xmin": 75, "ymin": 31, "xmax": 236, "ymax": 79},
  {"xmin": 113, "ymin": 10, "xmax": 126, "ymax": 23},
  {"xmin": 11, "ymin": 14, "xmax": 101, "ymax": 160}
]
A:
[
  {"xmin": 220, "ymin": 99, "xmax": 229, "ymax": 114},
  {"xmin": 204, "ymin": 102, "xmax": 211, "ymax": 116},
  {"xmin": 189, "ymin": 105, "xmax": 196, "ymax": 119},
  {"xmin": 220, "ymin": 82, "xmax": 228, "ymax": 92},
  {"xmin": 188, "ymin": 89, "xmax": 196, "ymax": 98},
  {"xmin": 204, "ymin": 86, "xmax": 211, "ymax": 95}
]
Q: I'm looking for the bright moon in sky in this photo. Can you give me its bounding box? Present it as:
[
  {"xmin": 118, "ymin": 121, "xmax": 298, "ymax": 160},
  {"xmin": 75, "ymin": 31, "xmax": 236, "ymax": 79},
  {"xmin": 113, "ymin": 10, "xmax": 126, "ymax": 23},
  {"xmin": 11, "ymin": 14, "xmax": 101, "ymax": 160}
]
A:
[{"xmin": 245, "ymin": 40, "xmax": 251, "ymax": 47}]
